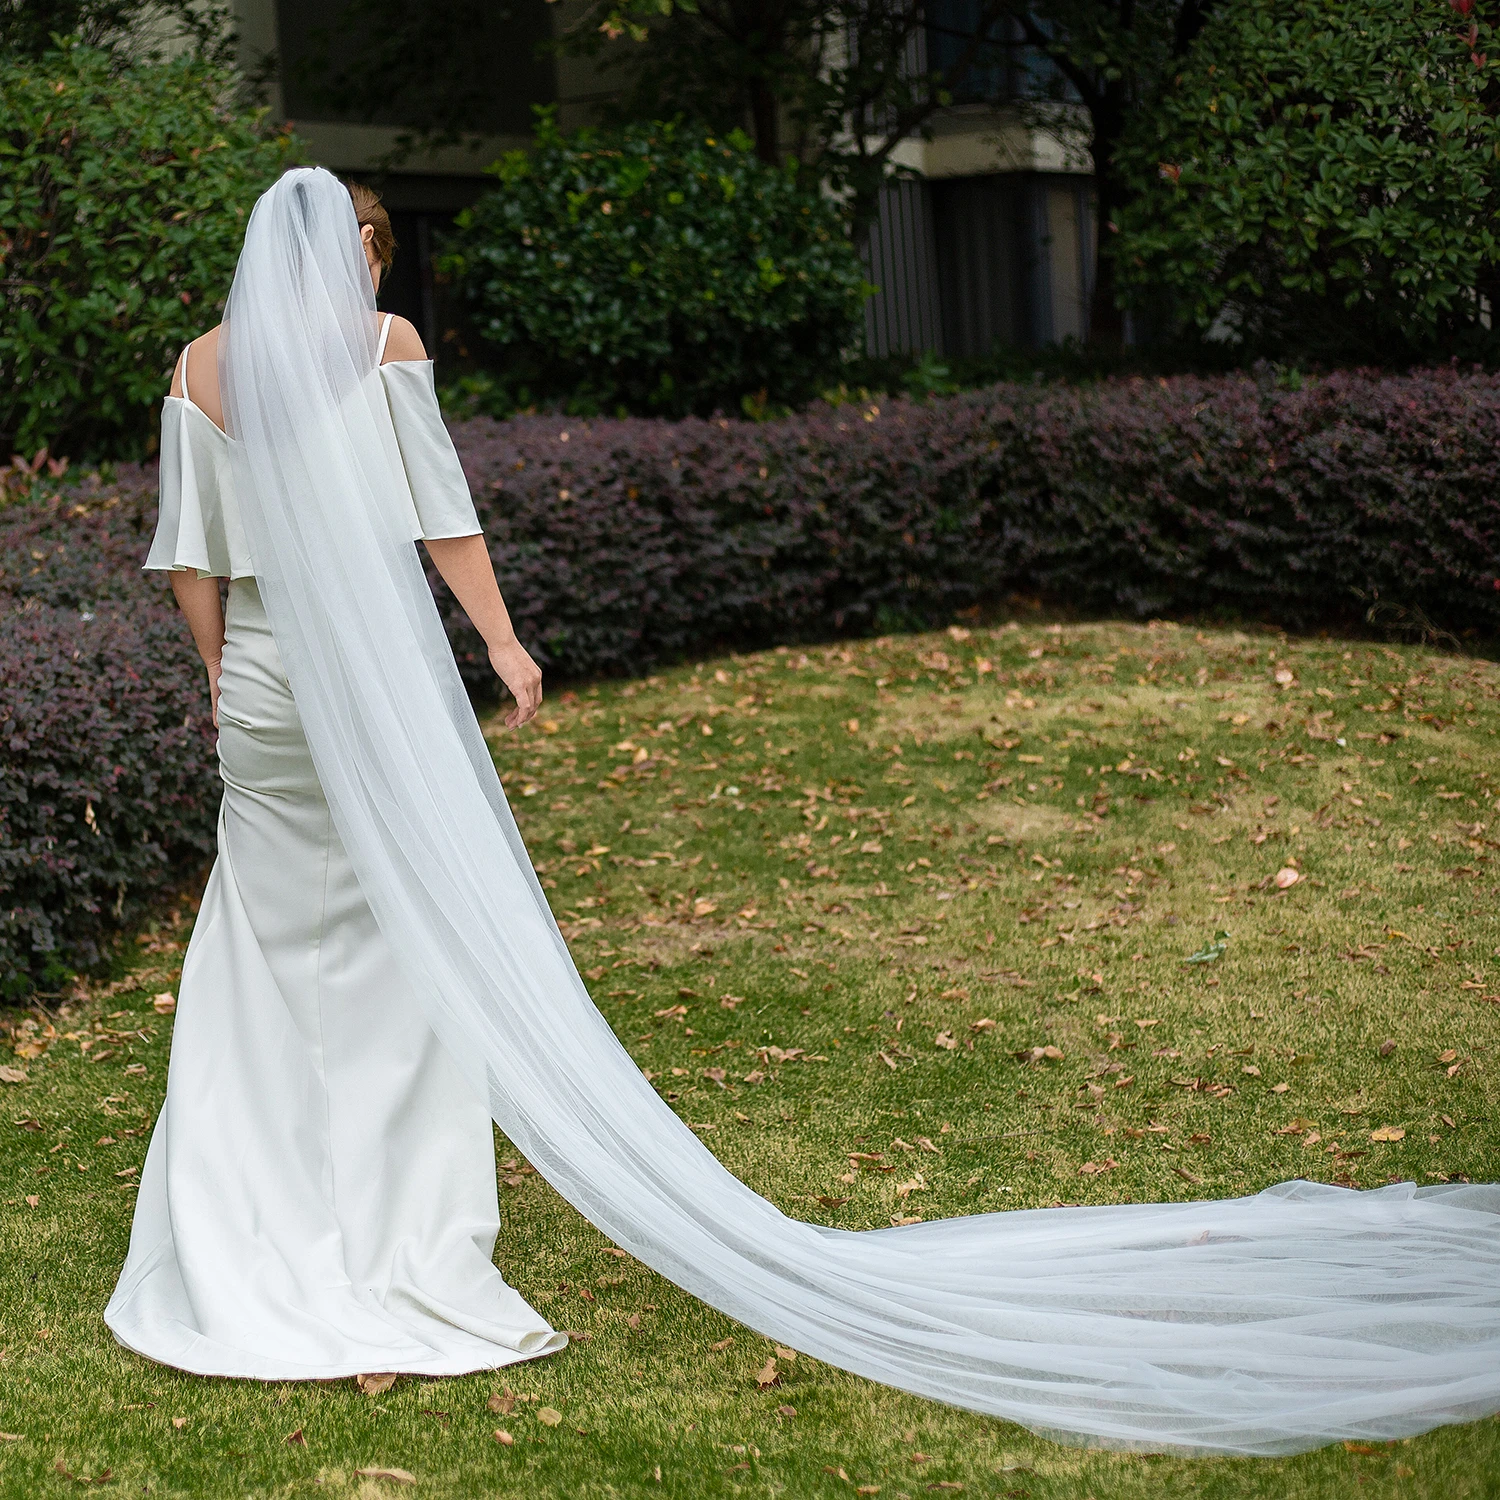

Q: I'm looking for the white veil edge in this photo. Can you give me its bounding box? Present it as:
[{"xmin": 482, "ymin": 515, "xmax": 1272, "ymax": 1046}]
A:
[{"xmin": 216, "ymin": 168, "xmax": 1500, "ymax": 1458}]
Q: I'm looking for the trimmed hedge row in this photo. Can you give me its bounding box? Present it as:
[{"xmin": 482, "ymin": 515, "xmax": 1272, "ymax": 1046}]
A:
[
  {"xmin": 436, "ymin": 365, "xmax": 1500, "ymax": 687},
  {"xmin": 0, "ymin": 480, "xmax": 217, "ymax": 995},
  {"xmin": 2, "ymin": 364, "xmax": 1497, "ymax": 989}
]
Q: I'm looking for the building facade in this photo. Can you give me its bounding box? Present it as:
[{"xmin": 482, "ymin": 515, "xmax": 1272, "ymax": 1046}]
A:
[{"xmin": 231, "ymin": 0, "xmax": 1095, "ymax": 358}]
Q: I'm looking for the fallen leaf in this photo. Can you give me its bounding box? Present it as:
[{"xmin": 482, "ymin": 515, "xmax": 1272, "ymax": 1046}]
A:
[
  {"xmin": 1378, "ymin": 1039, "xmax": 1397, "ymax": 1056},
  {"xmin": 354, "ymin": 1466, "xmax": 416, "ymax": 1483},
  {"xmin": 1078, "ymin": 1159, "xmax": 1118, "ymax": 1175},
  {"xmin": 1274, "ymin": 867, "xmax": 1300, "ymax": 889},
  {"xmin": 1370, "ymin": 1125, "xmax": 1406, "ymax": 1143},
  {"xmin": 537, "ymin": 1407, "xmax": 562, "ymax": 1426},
  {"xmin": 933, "ymin": 1031, "xmax": 958, "ymax": 1050},
  {"xmin": 710, "ymin": 1337, "xmax": 735, "ymax": 1352},
  {"xmin": 0, "ymin": 1433, "xmax": 22, "ymax": 1441},
  {"xmin": 815, "ymin": 1195, "xmax": 849, "ymax": 1208},
  {"xmin": 152, "ymin": 993, "xmax": 176, "ymax": 1014},
  {"xmin": 285, "ymin": 1428, "xmax": 306, "ymax": 1446},
  {"xmin": 777, "ymin": 1403, "xmax": 796, "ymax": 1417},
  {"xmin": 693, "ymin": 899, "xmax": 718, "ymax": 918},
  {"xmin": 24, "ymin": 1195, "xmax": 38, "ymax": 1208},
  {"xmin": 755, "ymin": 1357, "xmax": 780, "ymax": 1388},
  {"xmin": 171, "ymin": 1416, "xmax": 188, "ymax": 1430},
  {"xmin": 488, "ymin": 1390, "xmax": 516, "ymax": 1415},
  {"xmin": 1270, "ymin": 1083, "xmax": 1290, "ymax": 1094},
  {"xmin": 1342, "ymin": 1442, "xmax": 1378, "ymax": 1455},
  {"xmin": 494, "ymin": 1428, "xmax": 515, "ymax": 1445},
  {"xmin": 969, "ymin": 1018, "xmax": 996, "ymax": 1032},
  {"xmin": 0, "ymin": 1066, "xmax": 27, "ymax": 1085},
  {"xmin": 356, "ymin": 1372, "xmax": 398, "ymax": 1396}
]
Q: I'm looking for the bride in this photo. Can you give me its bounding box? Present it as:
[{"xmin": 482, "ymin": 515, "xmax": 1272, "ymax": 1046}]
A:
[{"xmin": 109, "ymin": 166, "xmax": 1500, "ymax": 1457}]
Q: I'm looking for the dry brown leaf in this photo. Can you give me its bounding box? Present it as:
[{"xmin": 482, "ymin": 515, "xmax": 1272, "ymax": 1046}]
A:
[
  {"xmin": 354, "ymin": 1466, "xmax": 416, "ymax": 1483},
  {"xmin": 776, "ymin": 1404, "xmax": 796, "ymax": 1417},
  {"xmin": 171, "ymin": 1416, "xmax": 187, "ymax": 1430},
  {"xmin": 755, "ymin": 1357, "xmax": 779, "ymax": 1388},
  {"xmin": 1270, "ymin": 1083, "xmax": 1290, "ymax": 1094},
  {"xmin": 1274, "ymin": 867, "xmax": 1300, "ymax": 889},
  {"xmin": 151, "ymin": 993, "xmax": 176, "ymax": 1015},
  {"xmin": 285, "ymin": 1428, "xmax": 306, "ymax": 1446},
  {"xmin": 710, "ymin": 1337, "xmax": 735, "ymax": 1352},
  {"xmin": 773, "ymin": 1345, "xmax": 797, "ymax": 1362},
  {"xmin": 0, "ymin": 1066, "xmax": 27, "ymax": 1085},
  {"xmin": 537, "ymin": 1407, "xmax": 562, "ymax": 1426},
  {"xmin": 493, "ymin": 1429, "xmax": 514, "ymax": 1445},
  {"xmin": 1370, "ymin": 1125, "xmax": 1406, "ymax": 1143},
  {"xmin": 933, "ymin": 1031, "xmax": 958, "ymax": 1050},
  {"xmin": 24, "ymin": 1195, "xmax": 37, "ymax": 1208},
  {"xmin": 356, "ymin": 1372, "xmax": 398, "ymax": 1396},
  {"xmin": 969, "ymin": 1018, "xmax": 996, "ymax": 1032},
  {"xmin": 488, "ymin": 1389, "xmax": 516, "ymax": 1415}
]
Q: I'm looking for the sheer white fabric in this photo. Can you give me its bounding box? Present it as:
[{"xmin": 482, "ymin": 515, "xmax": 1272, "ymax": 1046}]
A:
[
  {"xmin": 146, "ymin": 334, "xmax": 478, "ymax": 579},
  {"xmin": 212, "ymin": 167, "xmax": 1500, "ymax": 1457}
]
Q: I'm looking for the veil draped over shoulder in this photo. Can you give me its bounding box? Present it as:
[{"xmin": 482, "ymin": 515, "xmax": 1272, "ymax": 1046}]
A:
[{"xmin": 216, "ymin": 167, "xmax": 1500, "ymax": 1457}]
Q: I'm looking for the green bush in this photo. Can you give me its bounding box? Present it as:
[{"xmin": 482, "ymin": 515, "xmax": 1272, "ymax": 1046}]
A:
[
  {"xmin": 1113, "ymin": 0, "xmax": 1500, "ymax": 363},
  {"xmin": 438, "ymin": 113, "xmax": 870, "ymax": 418},
  {"xmin": 0, "ymin": 42, "xmax": 299, "ymax": 462}
]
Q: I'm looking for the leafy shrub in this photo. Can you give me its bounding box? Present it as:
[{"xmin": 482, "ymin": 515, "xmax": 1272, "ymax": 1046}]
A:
[
  {"xmin": 1113, "ymin": 0, "xmax": 1500, "ymax": 362},
  {"xmin": 0, "ymin": 480, "xmax": 217, "ymax": 995},
  {"xmin": 5, "ymin": 364, "xmax": 1498, "ymax": 990},
  {"xmin": 436, "ymin": 365, "xmax": 1500, "ymax": 685},
  {"xmin": 438, "ymin": 113, "xmax": 870, "ymax": 419},
  {"xmin": 0, "ymin": 42, "xmax": 299, "ymax": 462}
]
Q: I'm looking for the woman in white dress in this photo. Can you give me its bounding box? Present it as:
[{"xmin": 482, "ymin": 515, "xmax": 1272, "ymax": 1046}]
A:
[
  {"xmin": 108, "ymin": 185, "xmax": 562, "ymax": 1378},
  {"xmin": 108, "ymin": 166, "xmax": 1500, "ymax": 1456}
]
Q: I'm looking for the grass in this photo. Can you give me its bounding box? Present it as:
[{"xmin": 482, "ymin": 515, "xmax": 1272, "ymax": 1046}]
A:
[{"xmin": 3, "ymin": 615, "xmax": 1500, "ymax": 1500}]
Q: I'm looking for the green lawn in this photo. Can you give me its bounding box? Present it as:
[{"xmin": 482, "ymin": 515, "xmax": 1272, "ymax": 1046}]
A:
[{"xmin": 3, "ymin": 616, "xmax": 1499, "ymax": 1500}]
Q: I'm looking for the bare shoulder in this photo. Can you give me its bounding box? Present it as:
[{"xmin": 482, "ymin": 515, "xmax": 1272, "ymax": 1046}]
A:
[
  {"xmin": 169, "ymin": 325, "xmax": 223, "ymax": 398},
  {"xmin": 380, "ymin": 315, "xmax": 428, "ymax": 364}
]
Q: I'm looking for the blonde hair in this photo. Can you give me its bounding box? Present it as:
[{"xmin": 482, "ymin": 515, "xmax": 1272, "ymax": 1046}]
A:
[{"xmin": 346, "ymin": 180, "xmax": 396, "ymax": 270}]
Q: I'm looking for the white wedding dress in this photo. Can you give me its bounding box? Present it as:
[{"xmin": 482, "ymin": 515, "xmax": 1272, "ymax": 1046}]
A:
[
  {"xmin": 105, "ymin": 169, "xmax": 1500, "ymax": 1456},
  {"xmin": 107, "ymin": 319, "xmax": 566, "ymax": 1377}
]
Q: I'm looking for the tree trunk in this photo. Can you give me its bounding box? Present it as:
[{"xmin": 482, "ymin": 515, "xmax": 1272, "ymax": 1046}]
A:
[
  {"xmin": 749, "ymin": 78, "xmax": 781, "ymax": 163},
  {"xmin": 1086, "ymin": 87, "xmax": 1129, "ymax": 348}
]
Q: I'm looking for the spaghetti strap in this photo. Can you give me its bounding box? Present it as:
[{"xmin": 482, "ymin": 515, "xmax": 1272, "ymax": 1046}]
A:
[
  {"xmin": 376, "ymin": 312, "xmax": 393, "ymax": 363},
  {"xmin": 177, "ymin": 345, "xmax": 193, "ymax": 406}
]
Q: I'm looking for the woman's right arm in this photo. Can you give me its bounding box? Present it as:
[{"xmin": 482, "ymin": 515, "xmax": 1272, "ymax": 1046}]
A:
[{"xmin": 170, "ymin": 571, "xmax": 226, "ymax": 727}]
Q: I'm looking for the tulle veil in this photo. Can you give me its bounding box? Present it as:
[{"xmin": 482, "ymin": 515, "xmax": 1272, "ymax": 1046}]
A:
[{"xmin": 214, "ymin": 166, "xmax": 1500, "ymax": 1457}]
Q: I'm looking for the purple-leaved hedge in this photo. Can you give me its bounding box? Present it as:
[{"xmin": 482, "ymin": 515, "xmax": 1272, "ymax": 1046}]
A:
[{"xmin": 2, "ymin": 366, "xmax": 1497, "ymax": 989}]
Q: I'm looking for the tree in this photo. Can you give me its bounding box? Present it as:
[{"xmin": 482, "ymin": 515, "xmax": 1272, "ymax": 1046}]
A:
[
  {"xmin": 437, "ymin": 114, "xmax": 869, "ymax": 416},
  {"xmin": 0, "ymin": 42, "xmax": 299, "ymax": 458},
  {"xmin": 285, "ymin": 0, "xmax": 1222, "ymax": 343},
  {"xmin": 1112, "ymin": 0, "xmax": 1500, "ymax": 361},
  {"xmin": 562, "ymin": 0, "xmax": 1222, "ymax": 339},
  {"xmin": 0, "ymin": 0, "xmax": 234, "ymax": 64}
]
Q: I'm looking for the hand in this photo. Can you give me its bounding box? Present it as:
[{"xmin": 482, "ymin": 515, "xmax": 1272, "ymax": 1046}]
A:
[
  {"xmin": 205, "ymin": 657, "xmax": 222, "ymax": 729},
  {"xmin": 489, "ymin": 638, "xmax": 542, "ymax": 729}
]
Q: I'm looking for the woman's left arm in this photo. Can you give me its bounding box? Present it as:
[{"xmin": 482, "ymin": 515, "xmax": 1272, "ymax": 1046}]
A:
[{"xmin": 170, "ymin": 571, "xmax": 226, "ymax": 727}]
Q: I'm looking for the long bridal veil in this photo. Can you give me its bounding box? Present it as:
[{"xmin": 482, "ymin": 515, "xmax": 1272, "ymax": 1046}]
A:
[{"xmin": 216, "ymin": 168, "xmax": 1500, "ymax": 1457}]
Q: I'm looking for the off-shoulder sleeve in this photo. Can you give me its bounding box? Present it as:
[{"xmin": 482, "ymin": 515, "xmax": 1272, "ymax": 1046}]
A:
[
  {"xmin": 144, "ymin": 401, "xmax": 251, "ymax": 578},
  {"xmin": 380, "ymin": 361, "xmax": 482, "ymax": 539}
]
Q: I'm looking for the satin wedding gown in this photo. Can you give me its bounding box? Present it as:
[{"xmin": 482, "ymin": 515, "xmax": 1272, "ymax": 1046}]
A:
[
  {"xmin": 104, "ymin": 168, "xmax": 1500, "ymax": 1457},
  {"xmin": 106, "ymin": 318, "xmax": 566, "ymax": 1376}
]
